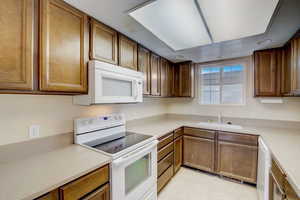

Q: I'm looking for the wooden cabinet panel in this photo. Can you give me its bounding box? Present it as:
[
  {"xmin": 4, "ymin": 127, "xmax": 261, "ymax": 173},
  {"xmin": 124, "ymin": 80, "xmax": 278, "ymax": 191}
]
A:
[
  {"xmin": 281, "ymin": 43, "xmax": 292, "ymax": 95},
  {"xmin": 174, "ymin": 136, "xmax": 183, "ymax": 173},
  {"xmin": 158, "ymin": 142, "xmax": 174, "ymax": 162},
  {"xmin": 160, "ymin": 58, "xmax": 168, "ymax": 97},
  {"xmin": 184, "ymin": 127, "xmax": 215, "ymax": 140},
  {"xmin": 0, "ymin": 0, "xmax": 34, "ymax": 90},
  {"xmin": 36, "ymin": 190, "xmax": 59, "ymax": 200},
  {"xmin": 167, "ymin": 62, "xmax": 175, "ymax": 97},
  {"xmin": 157, "ymin": 165, "xmax": 173, "ymax": 193},
  {"xmin": 138, "ymin": 46, "xmax": 151, "ymax": 95},
  {"xmin": 271, "ymin": 158, "xmax": 285, "ymax": 190},
  {"xmin": 90, "ymin": 19, "xmax": 118, "ymax": 64},
  {"xmin": 40, "ymin": 0, "xmax": 88, "ymax": 93},
  {"xmin": 158, "ymin": 132, "xmax": 174, "ymax": 150},
  {"xmin": 183, "ymin": 135, "xmax": 215, "ymax": 172},
  {"xmin": 118, "ymin": 34, "xmax": 138, "ymax": 70},
  {"xmin": 285, "ymin": 178, "xmax": 300, "ymax": 200},
  {"xmin": 178, "ymin": 62, "xmax": 194, "ymax": 97},
  {"xmin": 83, "ymin": 184, "xmax": 110, "ymax": 200},
  {"xmin": 217, "ymin": 141, "xmax": 257, "ymax": 183},
  {"xmin": 254, "ymin": 49, "xmax": 281, "ymax": 97},
  {"xmin": 174, "ymin": 128, "xmax": 183, "ymax": 139},
  {"xmin": 218, "ymin": 131, "xmax": 258, "ymax": 146},
  {"xmin": 59, "ymin": 165, "xmax": 109, "ymax": 200},
  {"xmin": 158, "ymin": 152, "xmax": 173, "ymax": 177},
  {"xmin": 291, "ymin": 37, "xmax": 300, "ymax": 95},
  {"xmin": 150, "ymin": 53, "xmax": 161, "ymax": 96}
]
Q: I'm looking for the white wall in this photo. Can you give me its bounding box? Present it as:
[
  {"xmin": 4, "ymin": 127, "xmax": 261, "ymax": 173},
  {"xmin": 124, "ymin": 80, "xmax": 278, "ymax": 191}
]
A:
[
  {"xmin": 0, "ymin": 95, "xmax": 168, "ymax": 146},
  {"xmin": 167, "ymin": 57, "xmax": 300, "ymax": 121}
]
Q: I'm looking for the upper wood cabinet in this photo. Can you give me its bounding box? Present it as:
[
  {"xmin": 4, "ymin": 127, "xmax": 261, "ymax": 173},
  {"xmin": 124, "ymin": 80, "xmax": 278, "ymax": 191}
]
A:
[
  {"xmin": 160, "ymin": 58, "xmax": 168, "ymax": 97},
  {"xmin": 118, "ymin": 34, "xmax": 138, "ymax": 70},
  {"xmin": 291, "ymin": 37, "xmax": 300, "ymax": 95},
  {"xmin": 138, "ymin": 46, "xmax": 151, "ymax": 95},
  {"xmin": 90, "ymin": 19, "xmax": 118, "ymax": 65},
  {"xmin": 0, "ymin": 0, "xmax": 34, "ymax": 90},
  {"xmin": 150, "ymin": 53, "xmax": 161, "ymax": 96},
  {"xmin": 167, "ymin": 62, "xmax": 175, "ymax": 97},
  {"xmin": 39, "ymin": 0, "xmax": 89, "ymax": 93},
  {"xmin": 177, "ymin": 62, "xmax": 195, "ymax": 97},
  {"xmin": 254, "ymin": 49, "xmax": 282, "ymax": 97}
]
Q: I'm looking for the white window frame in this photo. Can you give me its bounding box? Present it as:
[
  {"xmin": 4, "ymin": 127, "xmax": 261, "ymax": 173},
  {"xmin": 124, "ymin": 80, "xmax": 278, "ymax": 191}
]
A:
[{"xmin": 197, "ymin": 61, "xmax": 247, "ymax": 106}]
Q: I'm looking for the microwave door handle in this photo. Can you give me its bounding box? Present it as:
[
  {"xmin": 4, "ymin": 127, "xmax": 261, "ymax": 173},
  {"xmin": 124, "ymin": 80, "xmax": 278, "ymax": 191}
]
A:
[{"xmin": 113, "ymin": 140, "xmax": 158, "ymax": 167}]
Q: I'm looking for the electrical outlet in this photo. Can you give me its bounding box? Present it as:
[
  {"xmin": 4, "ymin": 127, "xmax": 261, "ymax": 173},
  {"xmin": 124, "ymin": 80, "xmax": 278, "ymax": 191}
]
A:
[{"xmin": 29, "ymin": 125, "xmax": 40, "ymax": 138}]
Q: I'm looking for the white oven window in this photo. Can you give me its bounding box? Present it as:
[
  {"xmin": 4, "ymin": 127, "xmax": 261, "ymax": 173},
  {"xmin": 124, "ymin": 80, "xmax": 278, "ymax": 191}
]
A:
[
  {"xmin": 102, "ymin": 77, "xmax": 133, "ymax": 96},
  {"xmin": 125, "ymin": 154, "xmax": 150, "ymax": 194}
]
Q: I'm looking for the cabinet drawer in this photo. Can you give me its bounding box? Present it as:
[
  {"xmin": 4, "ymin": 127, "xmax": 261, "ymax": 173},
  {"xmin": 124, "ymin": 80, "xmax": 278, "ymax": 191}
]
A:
[
  {"xmin": 218, "ymin": 131, "xmax": 258, "ymax": 146},
  {"xmin": 184, "ymin": 127, "xmax": 215, "ymax": 139},
  {"xmin": 157, "ymin": 165, "xmax": 173, "ymax": 193},
  {"xmin": 174, "ymin": 128, "xmax": 183, "ymax": 139},
  {"xmin": 36, "ymin": 190, "xmax": 59, "ymax": 200},
  {"xmin": 59, "ymin": 165, "xmax": 109, "ymax": 200},
  {"xmin": 158, "ymin": 142, "xmax": 174, "ymax": 162},
  {"xmin": 158, "ymin": 152, "xmax": 174, "ymax": 177},
  {"xmin": 158, "ymin": 132, "xmax": 174, "ymax": 150},
  {"xmin": 271, "ymin": 159, "xmax": 285, "ymax": 191},
  {"xmin": 82, "ymin": 183, "xmax": 110, "ymax": 200},
  {"xmin": 284, "ymin": 178, "xmax": 300, "ymax": 200}
]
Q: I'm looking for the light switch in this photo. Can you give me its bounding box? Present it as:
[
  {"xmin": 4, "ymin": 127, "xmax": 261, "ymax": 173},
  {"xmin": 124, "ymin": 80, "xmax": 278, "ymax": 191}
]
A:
[{"xmin": 29, "ymin": 125, "xmax": 40, "ymax": 138}]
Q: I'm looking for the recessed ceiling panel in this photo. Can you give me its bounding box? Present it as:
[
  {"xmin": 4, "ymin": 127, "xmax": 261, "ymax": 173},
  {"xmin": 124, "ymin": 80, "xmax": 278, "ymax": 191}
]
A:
[
  {"xmin": 129, "ymin": 0, "xmax": 212, "ymax": 51},
  {"xmin": 197, "ymin": 0, "xmax": 280, "ymax": 43}
]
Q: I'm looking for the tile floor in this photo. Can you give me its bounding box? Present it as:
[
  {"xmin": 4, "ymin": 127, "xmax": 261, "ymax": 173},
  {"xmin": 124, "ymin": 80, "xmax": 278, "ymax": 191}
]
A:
[{"xmin": 158, "ymin": 167, "xmax": 258, "ymax": 200}]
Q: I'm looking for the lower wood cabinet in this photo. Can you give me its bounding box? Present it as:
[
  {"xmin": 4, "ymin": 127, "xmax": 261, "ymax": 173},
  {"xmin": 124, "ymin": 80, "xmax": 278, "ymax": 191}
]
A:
[
  {"xmin": 83, "ymin": 183, "xmax": 110, "ymax": 200},
  {"xmin": 157, "ymin": 165, "xmax": 174, "ymax": 193},
  {"xmin": 183, "ymin": 135, "xmax": 215, "ymax": 172},
  {"xmin": 35, "ymin": 190, "xmax": 59, "ymax": 200},
  {"xmin": 174, "ymin": 136, "xmax": 183, "ymax": 173},
  {"xmin": 217, "ymin": 141, "xmax": 258, "ymax": 183}
]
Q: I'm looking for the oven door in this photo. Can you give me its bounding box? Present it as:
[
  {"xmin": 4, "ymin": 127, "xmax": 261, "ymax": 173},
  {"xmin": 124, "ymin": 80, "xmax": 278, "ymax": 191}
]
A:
[
  {"xmin": 94, "ymin": 69, "xmax": 142, "ymax": 104},
  {"xmin": 111, "ymin": 141, "xmax": 158, "ymax": 200}
]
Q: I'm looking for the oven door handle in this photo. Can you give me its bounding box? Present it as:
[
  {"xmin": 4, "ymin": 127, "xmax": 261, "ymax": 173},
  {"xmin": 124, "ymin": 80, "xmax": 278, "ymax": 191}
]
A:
[{"xmin": 113, "ymin": 140, "xmax": 158, "ymax": 167}]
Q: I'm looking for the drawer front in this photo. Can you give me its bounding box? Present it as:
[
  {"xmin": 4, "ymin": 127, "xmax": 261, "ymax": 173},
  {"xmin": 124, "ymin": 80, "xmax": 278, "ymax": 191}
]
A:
[
  {"xmin": 59, "ymin": 165, "xmax": 109, "ymax": 200},
  {"xmin": 271, "ymin": 159, "xmax": 285, "ymax": 191},
  {"xmin": 158, "ymin": 142, "xmax": 174, "ymax": 162},
  {"xmin": 83, "ymin": 183, "xmax": 110, "ymax": 200},
  {"xmin": 158, "ymin": 152, "xmax": 174, "ymax": 177},
  {"xmin": 218, "ymin": 131, "xmax": 258, "ymax": 146},
  {"xmin": 174, "ymin": 128, "xmax": 183, "ymax": 139},
  {"xmin": 158, "ymin": 132, "xmax": 174, "ymax": 150},
  {"xmin": 157, "ymin": 165, "xmax": 173, "ymax": 193},
  {"xmin": 36, "ymin": 190, "xmax": 59, "ymax": 200},
  {"xmin": 184, "ymin": 127, "xmax": 215, "ymax": 139},
  {"xmin": 284, "ymin": 178, "xmax": 300, "ymax": 200}
]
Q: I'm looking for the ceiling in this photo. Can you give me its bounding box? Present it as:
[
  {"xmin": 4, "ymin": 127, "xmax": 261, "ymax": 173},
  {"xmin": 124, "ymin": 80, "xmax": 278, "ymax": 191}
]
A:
[{"xmin": 64, "ymin": 0, "xmax": 300, "ymax": 63}]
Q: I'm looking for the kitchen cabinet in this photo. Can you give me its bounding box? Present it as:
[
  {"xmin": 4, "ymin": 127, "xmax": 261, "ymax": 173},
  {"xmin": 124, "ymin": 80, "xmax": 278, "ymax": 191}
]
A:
[
  {"xmin": 183, "ymin": 135, "xmax": 215, "ymax": 172},
  {"xmin": 291, "ymin": 37, "xmax": 300, "ymax": 95},
  {"xmin": 138, "ymin": 46, "xmax": 151, "ymax": 95},
  {"xmin": 39, "ymin": 0, "xmax": 89, "ymax": 93},
  {"xmin": 83, "ymin": 184, "xmax": 110, "ymax": 200},
  {"xmin": 217, "ymin": 132, "xmax": 258, "ymax": 183},
  {"xmin": 35, "ymin": 190, "xmax": 59, "ymax": 200},
  {"xmin": 281, "ymin": 43, "xmax": 292, "ymax": 96},
  {"xmin": 118, "ymin": 34, "xmax": 138, "ymax": 70},
  {"xmin": 160, "ymin": 58, "xmax": 168, "ymax": 97},
  {"xmin": 0, "ymin": 0, "xmax": 34, "ymax": 90},
  {"xmin": 285, "ymin": 179, "xmax": 300, "ymax": 200},
  {"xmin": 175, "ymin": 62, "xmax": 195, "ymax": 97},
  {"xmin": 90, "ymin": 19, "xmax": 118, "ymax": 65},
  {"xmin": 150, "ymin": 53, "xmax": 161, "ymax": 96},
  {"xmin": 167, "ymin": 62, "xmax": 175, "ymax": 96},
  {"xmin": 174, "ymin": 136, "xmax": 183, "ymax": 173},
  {"xmin": 254, "ymin": 49, "xmax": 283, "ymax": 97}
]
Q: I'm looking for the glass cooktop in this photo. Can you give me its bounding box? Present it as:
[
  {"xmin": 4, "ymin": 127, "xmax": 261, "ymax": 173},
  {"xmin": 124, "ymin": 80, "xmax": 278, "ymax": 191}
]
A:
[{"xmin": 88, "ymin": 132, "xmax": 153, "ymax": 155}]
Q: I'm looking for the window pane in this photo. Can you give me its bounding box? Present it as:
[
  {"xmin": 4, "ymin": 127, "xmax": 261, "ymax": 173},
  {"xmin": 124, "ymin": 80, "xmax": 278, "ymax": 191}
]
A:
[
  {"xmin": 200, "ymin": 67, "xmax": 221, "ymax": 104},
  {"xmin": 222, "ymin": 84, "xmax": 243, "ymax": 104}
]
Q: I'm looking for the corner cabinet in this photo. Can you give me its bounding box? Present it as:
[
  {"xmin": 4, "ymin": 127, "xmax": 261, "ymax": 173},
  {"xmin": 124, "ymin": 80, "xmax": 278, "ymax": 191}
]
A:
[
  {"xmin": 0, "ymin": 0, "xmax": 34, "ymax": 90},
  {"xmin": 90, "ymin": 19, "xmax": 118, "ymax": 65},
  {"xmin": 39, "ymin": 0, "xmax": 89, "ymax": 93},
  {"xmin": 175, "ymin": 62, "xmax": 195, "ymax": 97},
  {"xmin": 138, "ymin": 46, "xmax": 151, "ymax": 95},
  {"xmin": 118, "ymin": 34, "xmax": 138, "ymax": 70},
  {"xmin": 150, "ymin": 53, "xmax": 161, "ymax": 96}
]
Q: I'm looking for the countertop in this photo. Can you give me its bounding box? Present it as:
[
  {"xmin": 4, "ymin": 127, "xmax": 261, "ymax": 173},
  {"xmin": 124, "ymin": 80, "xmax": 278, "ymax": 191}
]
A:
[
  {"xmin": 127, "ymin": 115, "xmax": 300, "ymax": 196},
  {"xmin": 0, "ymin": 134, "xmax": 111, "ymax": 200}
]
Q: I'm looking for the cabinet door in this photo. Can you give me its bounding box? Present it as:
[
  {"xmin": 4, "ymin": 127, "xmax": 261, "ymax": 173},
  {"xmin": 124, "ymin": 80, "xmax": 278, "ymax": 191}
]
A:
[
  {"xmin": 150, "ymin": 53, "xmax": 161, "ymax": 96},
  {"xmin": 90, "ymin": 19, "xmax": 118, "ymax": 64},
  {"xmin": 83, "ymin": 184, "xmax": 110, "ymax": 200},
  {"xmin": 36, "ymin": 190, "xmax": 59, "ymax": 200},
  {"xmin": 183, "ymin": 136, "xmax": 215, "ymax": 172},
  {"xmin": 40, "ymin": 0, "xmax": 88, "ymax": 93},
  {"xmin": 0, "ymin": 0, "xmax": 34, "ymax": 90},
  {"xmin": 167, "ymin": 62, "xmax": 175, "ymax": 97},
  {"xmin": 217, "ymin": 141, "xmax": 258, "ymax": 183},
  {"xmin": 138, "ymin": 46, "xmax": 151, "ymax": 95},
  {"xmin": 254, "ymin": 50, "xmax": 281, "ymax": 97},
  {"xmin": 118, "ymin": 34, "xmax": 138, "ymax": 70},
  {"xmin": 291, "ymin": 37, "xmax": 300, "ymax": 95},
  {"xmin": 174, "ymin": 136, "xmax": 183, "ymax": 173},
  {"xmin": 179, "ymin": 62, "xmax": 194, "ymax": 97},
  {"xmin": 160, "ymin": 58, "xmax": 168, "ymax": 97}
]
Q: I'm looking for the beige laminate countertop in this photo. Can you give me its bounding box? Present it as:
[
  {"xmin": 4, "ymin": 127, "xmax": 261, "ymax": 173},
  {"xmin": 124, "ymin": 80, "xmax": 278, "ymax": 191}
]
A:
[
  {"xmin": 0, "ymin": 144, "xmax": 111, "ymax": 200},
  {"xmin": 127, "ymin": 116, "xmax": 300, "ymax": 196}
]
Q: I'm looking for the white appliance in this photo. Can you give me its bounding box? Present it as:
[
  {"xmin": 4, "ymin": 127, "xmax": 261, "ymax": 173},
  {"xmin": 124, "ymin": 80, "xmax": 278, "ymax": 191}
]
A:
[
  {"xmin": 74, "ymin": 60, "xmax": 143, "ymax": 105},
  {"xmin": 257, "ymin": 137, "xmax": 271, "ymax": 200},
  {"xmin": 74, "ymin": 114, "xmax": 158, "ymax": 200}
]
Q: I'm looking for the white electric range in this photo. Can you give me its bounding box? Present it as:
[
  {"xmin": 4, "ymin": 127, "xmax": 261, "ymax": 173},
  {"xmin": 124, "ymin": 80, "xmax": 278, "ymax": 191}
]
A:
[{"xmin": 74, "ymin": 114, "xmax": 158, "ymax": 200}]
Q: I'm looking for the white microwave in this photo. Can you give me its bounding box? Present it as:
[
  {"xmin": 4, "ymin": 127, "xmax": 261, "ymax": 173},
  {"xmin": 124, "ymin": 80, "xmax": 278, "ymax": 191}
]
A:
[{"xmin": 74, "ymin": 60, "xmax": 143, "ymax": 105}]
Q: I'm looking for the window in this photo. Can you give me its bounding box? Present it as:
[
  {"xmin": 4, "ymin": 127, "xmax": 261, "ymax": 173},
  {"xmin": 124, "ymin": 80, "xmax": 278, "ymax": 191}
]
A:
[{"xmin": 199, "ymin": 64, "xmax": 245, "ymax": 105}]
